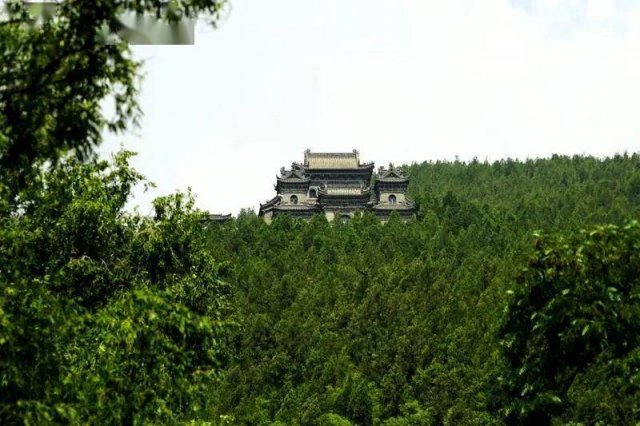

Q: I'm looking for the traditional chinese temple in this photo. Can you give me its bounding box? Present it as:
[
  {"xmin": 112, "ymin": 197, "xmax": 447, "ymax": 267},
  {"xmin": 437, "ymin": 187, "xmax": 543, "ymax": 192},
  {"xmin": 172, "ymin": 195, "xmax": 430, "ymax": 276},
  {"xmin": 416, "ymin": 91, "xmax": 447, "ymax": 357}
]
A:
[{"xmin": 259, "ymin": 150, "xmax": 415, "ymax": 222}]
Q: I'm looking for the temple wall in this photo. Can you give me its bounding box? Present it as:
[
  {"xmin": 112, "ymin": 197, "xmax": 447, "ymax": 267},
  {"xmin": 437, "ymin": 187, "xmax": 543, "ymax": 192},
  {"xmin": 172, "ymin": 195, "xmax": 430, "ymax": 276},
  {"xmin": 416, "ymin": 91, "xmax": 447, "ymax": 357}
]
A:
[
  {"xmin": 378, "ymin": 192, "xmax": 407, "ymax": 204},
  {"xmin": 280, "ymin": 190, "xmax": 311, "ymax": 205},
  {"xmin": 263, "ymin": 211, "xmax": 273, "ymax": 224}
]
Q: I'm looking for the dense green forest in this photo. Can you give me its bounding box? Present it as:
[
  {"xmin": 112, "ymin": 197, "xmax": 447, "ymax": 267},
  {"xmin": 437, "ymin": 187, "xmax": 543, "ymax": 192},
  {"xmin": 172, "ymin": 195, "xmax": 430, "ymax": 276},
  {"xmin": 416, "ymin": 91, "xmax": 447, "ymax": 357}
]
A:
[
  {"xmin": 3, "ymin": 149, "xmax": 639, "ymax": 424},
  {"xmin": 2, "ymin": 1, "xmax": 640, "ymax": 424},
  {"xmin": 205, "ymin": 155, "xmax": 640, "ymax": 425},
  {"xmin": 1, "ymin": 1, "xmax": 233, "ymax": 423}
]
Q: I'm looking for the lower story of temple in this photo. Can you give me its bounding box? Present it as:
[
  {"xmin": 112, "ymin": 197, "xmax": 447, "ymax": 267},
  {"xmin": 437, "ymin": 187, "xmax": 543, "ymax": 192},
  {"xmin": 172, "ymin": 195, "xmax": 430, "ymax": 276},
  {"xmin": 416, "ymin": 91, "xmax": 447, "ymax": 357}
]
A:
[{"xmin": 259, "ymin": 196, "xmax": 415, "ymax": 223}]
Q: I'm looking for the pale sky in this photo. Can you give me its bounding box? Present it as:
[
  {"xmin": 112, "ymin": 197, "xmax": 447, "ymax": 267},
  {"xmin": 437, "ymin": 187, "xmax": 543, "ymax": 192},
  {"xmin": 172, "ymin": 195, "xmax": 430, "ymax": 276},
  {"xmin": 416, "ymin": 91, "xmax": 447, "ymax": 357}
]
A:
[{"xmin": 100, "ymin": 0, "xmax": 640, "ymax": 215}]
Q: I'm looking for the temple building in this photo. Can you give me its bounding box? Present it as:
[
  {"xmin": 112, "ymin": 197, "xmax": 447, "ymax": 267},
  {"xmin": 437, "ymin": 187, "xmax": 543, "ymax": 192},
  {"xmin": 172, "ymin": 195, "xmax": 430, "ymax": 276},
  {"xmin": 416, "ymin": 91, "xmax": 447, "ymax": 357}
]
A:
[
  {"xmin": 201, "ymin": 213, "xmax": 232, "ymax": 224},
  {"xmin": 259, "ymin": 150, "xmax": 415, "ymax": 223}
]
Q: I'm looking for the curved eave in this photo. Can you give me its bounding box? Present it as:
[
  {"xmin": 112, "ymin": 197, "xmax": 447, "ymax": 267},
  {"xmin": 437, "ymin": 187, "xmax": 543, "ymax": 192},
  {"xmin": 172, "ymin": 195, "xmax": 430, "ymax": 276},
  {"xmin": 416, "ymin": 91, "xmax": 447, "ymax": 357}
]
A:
[
  {"xmin": 259, "ymin": 195, "xmax": 281, "ymax": 209},
  {"xmin": 274, "ymin": 204, "xmax": 318, "ymax": 212},
  {"xmin": 376, "ymin": 177, "xmax": 409, "ymax": 183},
  {"xmin": 200, "ymin": 213, "xmax": 232, "ymax": 223},
  {"xmin": 304, "ymin": 163, "xmax": 375, "ymax": 173},
  {"xmin": 211, "ymin": 213, "xmax": 232, "ymax": 220},
  {"xmin": 276, "ymin": 177, "xmax": 310, "ymax": 183}
]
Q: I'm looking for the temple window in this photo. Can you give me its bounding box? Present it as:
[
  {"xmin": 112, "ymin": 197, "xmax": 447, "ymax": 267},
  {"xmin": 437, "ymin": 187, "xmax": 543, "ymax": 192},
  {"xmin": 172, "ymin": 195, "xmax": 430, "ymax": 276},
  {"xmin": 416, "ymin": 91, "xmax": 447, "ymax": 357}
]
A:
[
  {"xmin": 290, "ymin": 195, "xmax": 298, "ymax": 205},
  {"xmin": 389, "ymin": 194, "xmax": 397, "ymax": 204},
  {"xmin": 309, "ymin": 188, "xmax": 317, "ymax": 198},
  {"xmin": 340, "ymin": 214, "xmax": 351, "ymax": 223}
]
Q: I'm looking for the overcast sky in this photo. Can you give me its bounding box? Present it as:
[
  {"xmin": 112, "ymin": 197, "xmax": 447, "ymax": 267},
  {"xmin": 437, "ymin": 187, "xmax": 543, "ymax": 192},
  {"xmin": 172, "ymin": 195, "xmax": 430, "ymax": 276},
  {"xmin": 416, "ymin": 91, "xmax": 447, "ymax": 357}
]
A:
[{"xmin": 100, "ymin": 0, "xmax": 640, "ymax": 215}]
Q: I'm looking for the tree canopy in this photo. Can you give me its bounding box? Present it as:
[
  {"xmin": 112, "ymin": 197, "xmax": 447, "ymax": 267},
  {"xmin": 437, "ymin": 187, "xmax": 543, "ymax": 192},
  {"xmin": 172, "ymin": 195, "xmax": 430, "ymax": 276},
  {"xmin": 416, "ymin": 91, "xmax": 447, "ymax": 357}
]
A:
[
  {"xmin": 0, "ymin": 1, "xmax": 233, "ymax": 423},
  {"xmin": 0, "ymin": 153, "xmax": 233, "ymax": 423},
  {"xmin": 0, "ymin": 0, "xmax": 225, "ymax": 201},
  {"xmin": 206, "ymin": 154, "xmax": 640, "ymax": 425}
]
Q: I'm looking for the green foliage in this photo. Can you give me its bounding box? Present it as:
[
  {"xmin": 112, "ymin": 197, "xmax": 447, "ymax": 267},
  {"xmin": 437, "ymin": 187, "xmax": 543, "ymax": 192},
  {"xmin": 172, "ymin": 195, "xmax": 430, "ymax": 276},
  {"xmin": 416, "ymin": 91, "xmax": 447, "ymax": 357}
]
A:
[
  {"xmin": 0, "ymin": 153, "xmax": 231, "ymax": 423},
  {"xmin": 207, "ymin": 154, "xmax": 640, "ymax": 424},
  {"xmin": 0, "ymin": 0, "xmax": 225, "ymax": 200},
  {"xmin": 497, "ymin": 221, "xmax": 640, "ymax": 425},
  {"xmin": 0, "ymin": 1, "xmax": 234, "ymax": 422},
  {"xmin": 3, "ymin": 0, "xmax": 640, "ymax": 423}
]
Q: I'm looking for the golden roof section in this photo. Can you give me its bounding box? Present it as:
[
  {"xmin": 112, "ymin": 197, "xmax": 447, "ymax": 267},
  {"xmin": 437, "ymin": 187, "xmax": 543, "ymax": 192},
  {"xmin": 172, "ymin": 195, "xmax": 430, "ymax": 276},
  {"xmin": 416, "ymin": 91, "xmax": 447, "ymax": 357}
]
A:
[{"xmin": 304, "ymin": 150, "xmax": 360, "ymax": 169}]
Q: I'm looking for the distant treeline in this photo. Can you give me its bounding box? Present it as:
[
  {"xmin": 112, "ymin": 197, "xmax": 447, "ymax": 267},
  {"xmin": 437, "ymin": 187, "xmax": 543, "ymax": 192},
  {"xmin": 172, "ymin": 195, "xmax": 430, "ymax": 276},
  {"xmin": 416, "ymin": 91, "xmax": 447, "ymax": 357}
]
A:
[{"xmin": 206, "ymin": 154, "xmax": 640, "ymax": 425}]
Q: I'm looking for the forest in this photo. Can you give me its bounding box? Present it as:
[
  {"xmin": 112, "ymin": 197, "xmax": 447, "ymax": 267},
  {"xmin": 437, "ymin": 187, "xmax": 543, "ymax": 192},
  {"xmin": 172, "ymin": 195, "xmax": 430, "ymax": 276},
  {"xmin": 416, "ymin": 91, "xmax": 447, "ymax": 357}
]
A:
[
  {"xmin": 205, "ymin": 155, "xmax": 640, "ymax": 425},
  {"xmin": 1, "ymin": 1, "xmax": 640, "ymax": 424}
]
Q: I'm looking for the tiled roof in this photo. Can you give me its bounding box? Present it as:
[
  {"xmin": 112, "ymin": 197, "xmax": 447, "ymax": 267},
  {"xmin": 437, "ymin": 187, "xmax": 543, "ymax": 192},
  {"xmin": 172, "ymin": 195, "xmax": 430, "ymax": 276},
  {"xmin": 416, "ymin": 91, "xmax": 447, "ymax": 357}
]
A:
[
  {"xmin": 200, "ymin": 213, "xmax": 232, "ymax": 223},
  {"xmin": 260, "ymin": 195, "xmax": 281, "ymax": 208},
  {"xmin": 305, "ymin": 152, "xmax": 359, "ymax": 169},
  {"xmin": 377, "ymin": 165, "xmax": 408, "ymax": 181}
]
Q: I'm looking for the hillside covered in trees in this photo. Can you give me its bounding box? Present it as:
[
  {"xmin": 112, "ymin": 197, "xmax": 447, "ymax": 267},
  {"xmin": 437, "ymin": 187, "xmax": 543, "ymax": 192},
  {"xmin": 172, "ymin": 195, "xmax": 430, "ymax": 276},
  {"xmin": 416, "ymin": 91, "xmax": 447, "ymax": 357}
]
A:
[
  {"xmin": 2, "ymin": 1, "xmax": 640, "ymax": 423},
  {"xmin": 2, "ymin": 150, "xmax": 639, "ymax": 424},
  {"xmin": 205, "ymin": 154, "xmax": 640, "ymax": 425}
]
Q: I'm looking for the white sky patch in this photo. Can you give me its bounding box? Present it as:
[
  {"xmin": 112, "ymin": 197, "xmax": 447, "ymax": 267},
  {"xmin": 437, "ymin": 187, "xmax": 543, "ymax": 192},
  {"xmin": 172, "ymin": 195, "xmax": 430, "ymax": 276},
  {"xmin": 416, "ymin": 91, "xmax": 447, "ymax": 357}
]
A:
[{"xmin": 101, "ymin": 0, "xmax": 640, "ymax": 215}]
